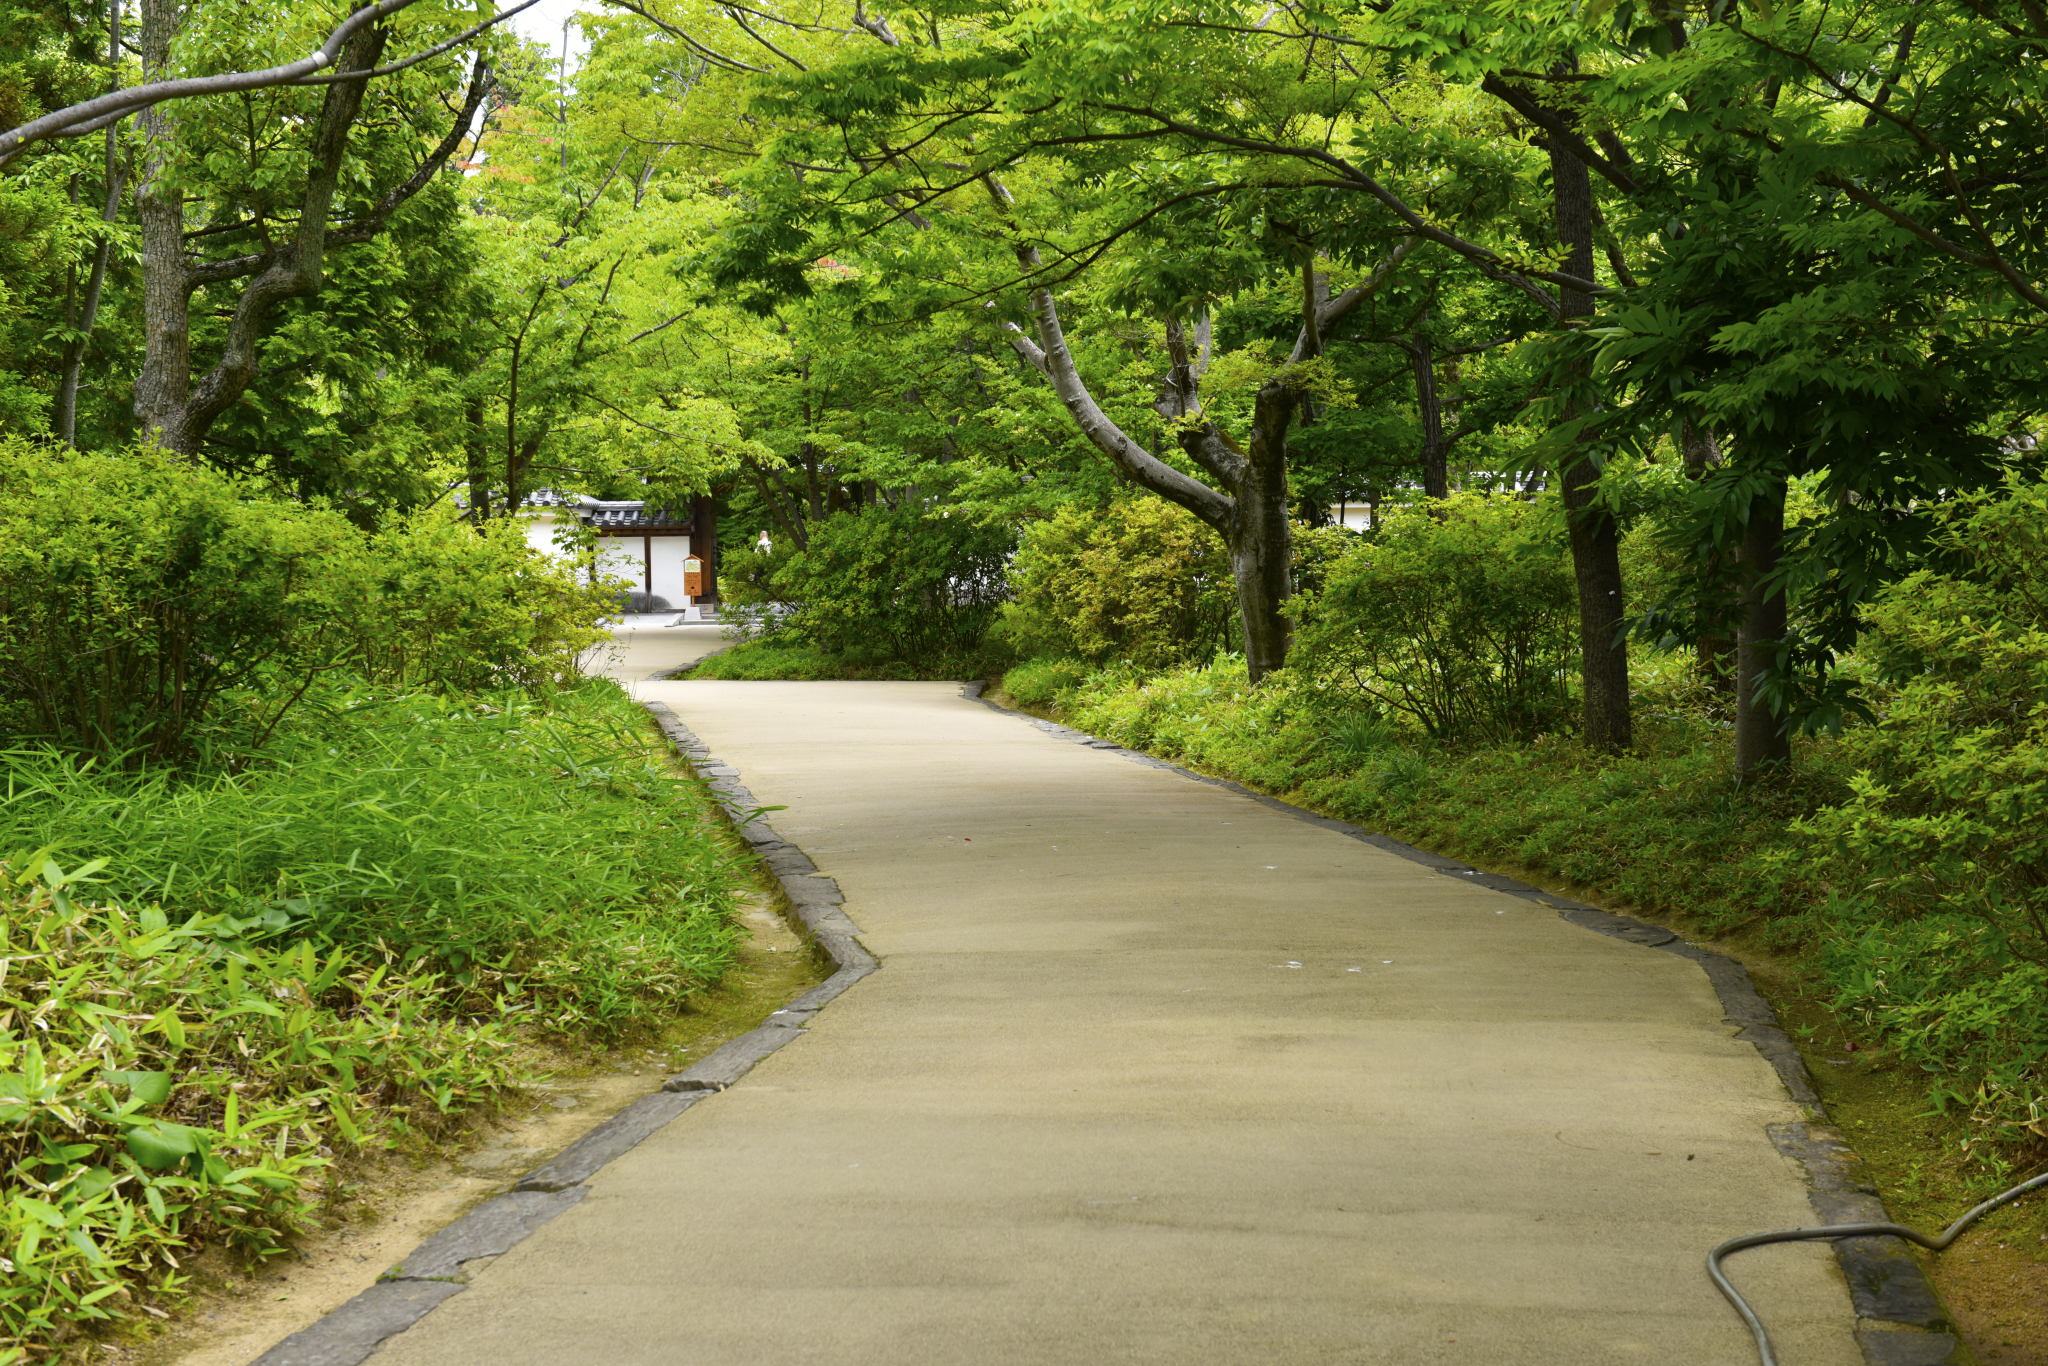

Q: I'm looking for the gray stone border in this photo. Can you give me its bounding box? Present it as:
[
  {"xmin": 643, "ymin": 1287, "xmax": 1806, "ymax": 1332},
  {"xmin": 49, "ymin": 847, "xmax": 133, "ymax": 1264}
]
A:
[
  {"xmin": 247, "ymin": 699, "xmax": 874, "ymax": 1366},
  {"xmin": 962, "ymin": 681, "xmax": 1959, "ymax": 1366}
]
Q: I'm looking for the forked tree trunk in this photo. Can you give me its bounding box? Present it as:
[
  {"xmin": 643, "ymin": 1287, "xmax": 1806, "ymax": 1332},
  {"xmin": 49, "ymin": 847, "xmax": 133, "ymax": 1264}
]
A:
[
  {"xmin": 1230, "ymin": 381, "xmax": 1301, "ymax": 676},
  {"xmin": 998, "ymin": 187, "xmax": 1414, "ymax": 683},
  {"xmin": 1549, "ymin": 131, "xmax": 1632, "ymax": 749},
  {"xmin": 1735, "ymin": 476, "xmax": 1792, "ymax": 774},
  {"xmin": 130, "ymin": 5, "xmax": 485, "ymax": 459}
]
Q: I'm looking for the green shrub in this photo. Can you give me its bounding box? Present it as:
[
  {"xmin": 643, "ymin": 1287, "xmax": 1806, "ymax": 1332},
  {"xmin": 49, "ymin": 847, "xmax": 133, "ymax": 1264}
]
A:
[
  {"xmin": 769, "ymin": 506, "xmax": 1011, "ymax": 672},
  {"xmin": 1003, "ymin": 495, "xmax": 1235, "ymax": 670},
  {"xmin": 1794, "ymin": 477, "xmax": 2048, "ymax": 1153},
  {"xmin": 340, "ymin": 508, "xmax": 610, "ymax": 694},
  {"xmin": 686, "ymin": 639, "xmax": 848, "ymax": 680},
  {"xmin": 1292, "ymin": 492, "xmax": 1577, "ymax": 744},
  {"xmin": 0, "ymin": 441, "xmax": 609, "ymax": 761},
  {"xmin": 0, "ymin": 440, "xmax": 357, "ymax": 761},
  {"xmin": 999, "ymin": 657, "xmax": 1092, "ymax": 710}
]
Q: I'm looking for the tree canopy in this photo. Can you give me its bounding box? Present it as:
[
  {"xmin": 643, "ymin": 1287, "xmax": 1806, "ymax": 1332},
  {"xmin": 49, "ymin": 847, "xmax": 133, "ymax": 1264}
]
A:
[{"xmin": 2, "ymin": 0, "xmax": 2043, "ymax": 760}]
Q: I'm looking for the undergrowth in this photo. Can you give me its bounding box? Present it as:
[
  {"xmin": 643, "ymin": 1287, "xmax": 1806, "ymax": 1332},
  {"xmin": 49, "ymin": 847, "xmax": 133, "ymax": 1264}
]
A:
[{"xmin": 0, "ymin": 680, "xmax": 744, "ymax": 1360}]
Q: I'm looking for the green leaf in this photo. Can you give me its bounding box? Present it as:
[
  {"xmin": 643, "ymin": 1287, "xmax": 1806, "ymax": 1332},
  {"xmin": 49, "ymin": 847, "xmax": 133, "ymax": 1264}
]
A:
[{"xmin": 104, "ymin": 1070, "xmax": 173, "ymax": 1106}]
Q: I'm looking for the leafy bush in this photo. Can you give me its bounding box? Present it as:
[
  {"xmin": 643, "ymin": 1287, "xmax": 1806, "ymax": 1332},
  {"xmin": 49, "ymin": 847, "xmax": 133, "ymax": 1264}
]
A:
[
  {"xmin": 769, "ymin": 506, "xmax": 1011, "ymax": 671},
  {"xmin": 0, "ymin": 440, "xmax": 609, "ymax": 761},
  {"xmin": 0, "ymin": 441, "xmax": 356, "ymax": 761},
  {"xmin": 1003, "ymin": 496, "xmax": 1235, "ymax": 670},
  {"xmin": 1794, "ymin": 477, "xmax": 2048, "ymax": 1153},
  {"xmin": 999, "ymin": 657, "xmax": 1093, "ymax": 710},
  {"xmin": 686, "ymin": 639, "xmax": 850, "ymax": 680},
  {"xmin": 340, "ymin": 508, "xmax": 609, "ymax": 695},
  {"xmin": 1292, "ymin": 493, "xmax": 1577, "ymax": 744}
]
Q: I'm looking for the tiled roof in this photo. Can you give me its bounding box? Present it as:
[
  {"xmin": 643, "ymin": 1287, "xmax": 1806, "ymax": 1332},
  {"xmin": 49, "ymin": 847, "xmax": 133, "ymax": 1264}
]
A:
[
  {"xmin": 455, "ymin": 489, "xmax": 692, "ymax": 531},
  {"xmin": 583, "ymin": 502, "xmax": 691, "ymax": 532}
]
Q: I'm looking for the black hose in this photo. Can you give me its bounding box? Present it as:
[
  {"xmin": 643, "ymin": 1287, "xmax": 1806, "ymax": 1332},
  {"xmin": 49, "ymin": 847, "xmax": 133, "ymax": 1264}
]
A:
[{"xmin": 1710, "ymin": 1168, "xmax": 2048, "ymax": 1366}]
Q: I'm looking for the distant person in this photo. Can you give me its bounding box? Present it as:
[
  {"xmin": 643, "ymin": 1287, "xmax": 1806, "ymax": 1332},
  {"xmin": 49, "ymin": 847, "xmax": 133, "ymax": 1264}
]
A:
[{"xmin": 756, "ymin": 530, "xmax": 772, "ymax": 554}]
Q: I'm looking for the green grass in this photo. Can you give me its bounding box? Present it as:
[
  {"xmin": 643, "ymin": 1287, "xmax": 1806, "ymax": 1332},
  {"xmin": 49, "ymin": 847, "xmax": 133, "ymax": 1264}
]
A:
[
  {"xmin": 1, "ymin": 681, "xmax": 745, "ymax": 1037},
  {"xmin": 1, "ymin": 679, "xmax": 749, "ymax": 1358},
  {"xmin": 684, "ymin": 638, "xmax": 863, "ymax": 680}
]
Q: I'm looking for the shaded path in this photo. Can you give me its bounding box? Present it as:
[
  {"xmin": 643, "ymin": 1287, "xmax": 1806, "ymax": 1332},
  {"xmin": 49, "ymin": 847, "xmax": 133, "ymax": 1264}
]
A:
[{"xmin": 370, "ymin": 679, "xmax": 1858, "ymax": 1366}]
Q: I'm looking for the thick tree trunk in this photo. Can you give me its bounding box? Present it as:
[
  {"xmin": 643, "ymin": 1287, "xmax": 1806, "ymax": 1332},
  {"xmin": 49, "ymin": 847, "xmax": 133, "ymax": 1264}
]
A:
[
  {"xmin": 1232, "ymin": 381, "xmax": 1298, "ymax": 678},
  {"xmin": 130, "ymin": 20, "xmax": 481, "ymax": 458},
  {"xmin": 1550, "ymin": 130, "xmax": 1632, "ymax": 749},
  {"xmin": 1735, "ymin": 476, "xmax": 1791, "ymax": 774},
  {"xmin": 133, "ymin": 0, "xmax": 191, "ymax": 452}
]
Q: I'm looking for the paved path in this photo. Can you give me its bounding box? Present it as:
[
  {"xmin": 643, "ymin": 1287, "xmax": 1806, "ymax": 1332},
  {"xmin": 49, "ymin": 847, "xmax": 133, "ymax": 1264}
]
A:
[
  {"xmin": 373, "ymin": 676, "xmax": 1858, "ymax": 1366},
  {"xmin": 582, "ymin": 616, "xmax": 729, "ymax": 684}
]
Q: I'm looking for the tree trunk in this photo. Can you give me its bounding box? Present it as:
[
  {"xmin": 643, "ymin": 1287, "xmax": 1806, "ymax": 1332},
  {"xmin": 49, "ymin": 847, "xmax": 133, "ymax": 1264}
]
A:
[
  {"xmin": 1549, "ymin": 128, "xmax": 1631, "ymax": 749},
  {"xmin": 129, "ymin": 18, "xmax": 482, "ymax": 459},
  {"xmin": 465, "ymin": 397, "xmax": 491, "ymax": 522},
  {"xmin": 1681, "ymin": 418, "xmax": 1734, "ymax": 692},
  {"xmin": 1232, "ymin": 381, "xmax": 1297, "ymax": 678},
  {"xmin": 1403, "ymin": 328, "xmax": 1448, "ymax": 499},
  {"xmin": 693, "ymin": 492, "xmax": 719, "ymax": 600},
  {"xmin": 1735, "ymin": 476, "xmax": 1791, "ymax": 774},
  {"xmin": 995, "ymin": 181, "xmax": 1412, "ymax": 684},
  {"xmin": 133, "ymin": 0, "xmax": 191, "ymax": 453}
]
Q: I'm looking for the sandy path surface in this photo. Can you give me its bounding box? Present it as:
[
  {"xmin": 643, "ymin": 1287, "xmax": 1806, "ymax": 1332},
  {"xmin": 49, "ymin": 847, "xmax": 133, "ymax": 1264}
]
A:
[{"xmin": 367, "ymin": 679, "xmax": 1858, "ymax": 1366}]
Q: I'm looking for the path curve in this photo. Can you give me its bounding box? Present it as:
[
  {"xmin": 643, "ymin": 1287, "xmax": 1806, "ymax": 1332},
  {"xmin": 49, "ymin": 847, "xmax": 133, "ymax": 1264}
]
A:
[{"xmin": 366, "ymin": 679, "xmax": 1864, "ymax": 1366}]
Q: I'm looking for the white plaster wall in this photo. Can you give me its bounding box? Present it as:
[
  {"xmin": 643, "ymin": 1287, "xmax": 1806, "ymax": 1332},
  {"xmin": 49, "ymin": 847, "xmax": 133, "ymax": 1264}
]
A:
[
  {"xmin": 1327, "ymin": 504, "xmax": 1375, "ymax": 532},
  {"xmin": 522, "ymin": 512, "xmax": 567, "ymax": 559},
  {"xmin": 647, "ymin": 535, "xmax": 694, "ymax": 603},
  {"xmin": 594, "ymin": 537, "xmax": 647, "ymax": 595}
]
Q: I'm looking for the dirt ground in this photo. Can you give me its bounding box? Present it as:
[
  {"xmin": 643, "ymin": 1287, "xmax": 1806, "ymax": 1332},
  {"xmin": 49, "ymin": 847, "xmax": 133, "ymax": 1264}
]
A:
[{"xmin": 93, "ymin": 890, "xmax": 826, "ymax": 1366}]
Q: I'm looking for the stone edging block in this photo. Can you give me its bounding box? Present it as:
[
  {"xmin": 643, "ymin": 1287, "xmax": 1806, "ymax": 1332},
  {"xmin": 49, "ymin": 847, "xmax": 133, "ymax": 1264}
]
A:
[
  {"xmin": 248, "ymin": 696, "xmax": 877, "ymax": 1366},
  {"xmin": 960, "ymin": 680, "xmax": 1959, "ymax": 1366}
]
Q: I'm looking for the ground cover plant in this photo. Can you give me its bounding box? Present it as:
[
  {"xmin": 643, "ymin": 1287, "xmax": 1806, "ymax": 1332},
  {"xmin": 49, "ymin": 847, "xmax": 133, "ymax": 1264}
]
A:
[{"xmin": 0, "ymin": 681, "xmax": 747, "ymax": 1360}]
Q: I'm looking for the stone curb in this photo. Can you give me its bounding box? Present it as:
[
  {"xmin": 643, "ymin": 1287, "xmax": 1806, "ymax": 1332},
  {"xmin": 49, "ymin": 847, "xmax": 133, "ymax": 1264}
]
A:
[
  {"xmin": 963, "ymin": 681, "xmax": 1958, "ymax": 1366},
  {"xmin": 248, "ymin": 697, "xmax": 875, "ymax": 1366}
]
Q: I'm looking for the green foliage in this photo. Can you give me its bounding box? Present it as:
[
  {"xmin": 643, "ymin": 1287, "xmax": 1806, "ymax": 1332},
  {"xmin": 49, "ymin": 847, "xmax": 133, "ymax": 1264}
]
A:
[
  {"xmin": 1293, "ymin": 494, "xmax": 1578, "ymax": 743},
  {"xmin": 1793, "ymin": 479, "xmax": 2048, "ymax": 1153},
  {"xmin": 339, "ymin": 508, "xmax": 609, "ymax": 695},
  {"xmin": 0, "ymin": 441, "xmax": 607, "ymax": 760},
  {"xmin": 0, "ymin": 441, "xmax": 357, "ymax": 760},
  {"xmin": 1004, "ymin": 496, "xmax": 1236, "ymax": 671},
  {"xmin": 0, "ymin": 855, "xmax": 519, "ymax": 1358},
  {"xmin": 998, "ymin": 657, "xmax": 1092, "ymax": 711},
  {"xmin": 0, "ymin": 682, "xmax": 743, "ymax": 1039},
  {"xmin": 684, "ymin": 639, "xmax": 852, "ymax": 681},
  {"xmin": 766, "ymin": 506, "xmax": 1012, "ymax": 674}
]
